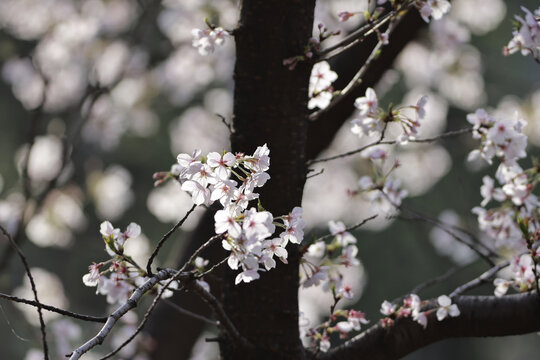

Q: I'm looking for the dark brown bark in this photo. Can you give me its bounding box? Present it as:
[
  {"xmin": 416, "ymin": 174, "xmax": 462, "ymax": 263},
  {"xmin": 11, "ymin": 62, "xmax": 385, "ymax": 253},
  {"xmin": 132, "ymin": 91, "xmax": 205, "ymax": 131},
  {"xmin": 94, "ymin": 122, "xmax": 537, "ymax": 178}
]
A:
[
  {"xmin": 220, "ymin": 0, "xmax": 316, "ymax": 359},
  {"xmin": 317, "ymin": 293, "xmax": 540, "ymax": 360},
  {"xmin": 148, "ymin": 6, "xmax": 428, "ymax": 360}
]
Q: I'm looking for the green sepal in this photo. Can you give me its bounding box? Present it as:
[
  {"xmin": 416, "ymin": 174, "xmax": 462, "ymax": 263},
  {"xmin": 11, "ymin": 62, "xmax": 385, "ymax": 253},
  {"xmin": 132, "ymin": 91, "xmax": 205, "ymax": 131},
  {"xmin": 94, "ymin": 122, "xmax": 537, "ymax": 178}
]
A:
[
  {"xmin": 517, "ymin": 217, "xmax": 529, "ymax": 239},
  {"xmin": 104, "ymin": 235, "xmax": 117, "ymax": 253}
]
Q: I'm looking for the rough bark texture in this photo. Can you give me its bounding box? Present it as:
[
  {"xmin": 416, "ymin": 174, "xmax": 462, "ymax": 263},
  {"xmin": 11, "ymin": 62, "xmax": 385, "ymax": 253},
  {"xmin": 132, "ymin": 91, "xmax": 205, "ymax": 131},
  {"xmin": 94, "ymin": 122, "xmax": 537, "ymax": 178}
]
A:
[
  {"xmin": 148, "ymin": 6, "xmax": 428, "ymax": 360},
  {"xmin": 317, "ymin": 293, "xmax": 540, "ymax": 360},
  {"xmin": 221, "ymin": 0, "xmax": 315, "ymax": 359}
]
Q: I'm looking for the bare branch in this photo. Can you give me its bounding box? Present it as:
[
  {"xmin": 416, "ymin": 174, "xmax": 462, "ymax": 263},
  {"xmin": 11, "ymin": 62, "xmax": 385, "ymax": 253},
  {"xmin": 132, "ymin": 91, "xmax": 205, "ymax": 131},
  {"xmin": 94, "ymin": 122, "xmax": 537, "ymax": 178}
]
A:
[
  {"xmin": 410, "ymin": 263, "xmax": 469, "ymax": 296},
  {"xmin": 69, "ymin": 268, "xmax": 177, "ymax": 360},
  {"xmin": 316, "ymin": 10, "xmax": 398, "ymax": 61},
  {"xmin": 216, "ymin": 113, "xmax": 235, "ymax": 134},
  {"xmin": 183, "ymin": 275, "xmax": 253, "ymax": 349},
  {"xmin": 317, "ymin": 292, "xmax": 540, "ymax": 360},
  {"xmin": 0, "ymin": 225, "xmax": 49, "ymax": 359},
  {"xmin": 310, "ymin": 17, "xmax": 400, "ymax": 122},
  {"xmin": 306, "ymin": 215, "xmax": 378, "ymax": 246},
  {"xmin": 307, "ymin": 128, "xmax": 473, "ymax": 165},
  {"xmin": 0, "ymin": 292, "xmax": 106, "ymax": 323},
  {"xmin": 450, "ymin": 261, "xmax": 510, "ymax": 297},
  {"xmin": 163, "ymin": 299, "xmax": 217, "ymax": 326},
  {"xmin": 147, "ymin": 204, "xmax": 197, "ymax": 276},
  {"xmin": 396, "ymin": 204, "xmax": 497, "ymax": 266},
  {"xmin": 197, "ymin": 257, "xmax": 229, "ymax": 279},
  {"xmin": 179, "ymin": 233, "xmax": 225, "ymax": 273}
]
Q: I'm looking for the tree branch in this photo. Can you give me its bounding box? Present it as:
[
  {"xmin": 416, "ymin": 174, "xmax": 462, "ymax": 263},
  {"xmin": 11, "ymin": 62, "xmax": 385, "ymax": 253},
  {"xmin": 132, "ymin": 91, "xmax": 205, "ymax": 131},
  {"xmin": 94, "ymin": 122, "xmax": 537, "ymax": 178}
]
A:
[
  {"xmin": 0, "ymin": 292, "xmax": 106, "ymax": 323},
  {"xmin": 306, "ymin": 9, "xmax": 427, "ymax": 160},
  {"xmin": 69, "ymin": 268, "xmax": 177, "ymax": 360},
  {"xmin": 317, "ymin": 292, "xmax": 540, "ymax": 360},
  {"xmin": 0, "ymin": 225, "xmax": 49, "ymax": 359},
  {"xmin": 147, "ymin": 204, "xmax": 197, "ymax": 276}
]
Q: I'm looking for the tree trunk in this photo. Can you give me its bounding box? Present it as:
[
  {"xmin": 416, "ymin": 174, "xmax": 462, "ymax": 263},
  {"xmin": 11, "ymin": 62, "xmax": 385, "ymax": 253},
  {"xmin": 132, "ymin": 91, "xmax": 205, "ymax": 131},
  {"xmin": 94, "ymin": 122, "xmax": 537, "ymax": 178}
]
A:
[{"xmin": 222, "ymin": 0, "xmax": 315, "ymax": 359}]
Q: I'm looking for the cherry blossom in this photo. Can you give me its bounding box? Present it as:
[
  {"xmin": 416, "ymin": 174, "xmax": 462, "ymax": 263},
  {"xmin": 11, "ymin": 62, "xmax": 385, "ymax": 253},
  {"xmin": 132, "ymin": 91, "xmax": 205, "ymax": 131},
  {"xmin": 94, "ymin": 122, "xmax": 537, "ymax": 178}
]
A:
[
  {"xmin": 328, "ymin": 220, "xmax": 356, "ymax": 246},
  {"xmin": 192, "ymin": 27, "xmax": 229, "ymax": 56},
  {"xmin": 354, "ymin": 88, "xmax": 378, "ymax": 116},
  {"xmin": 493, "ymin": 255, "xmax": 540, "ymax": 297},
  {"xmin": 82, "ymin": 263, "xmax": 101, "ymax": 287},
  {"xmin": 380, "ymin": 300, "xmax": 396, "ymax": 316},
  {"xmin": 350, "ymin": 88, "xmax": 428, "ymax": 144},
  {"xmin": 504, "ymin": 7, "xmax": 540, "ymax": 59},
  {"xmin": 214, "ymin": 208, "xmax": 242, "ymax": 238},
  {"xmin": 436, "ymin": 295, "xmax": 460, "ymax": 321},
  {"xmin": 479, "ymin": 176, "xmax": 505, "ymax": 207},
  {"xmin": 418, "ymin": 0, "xmax": 451, "ymax": 23},
  {"xmin": 308, "ymin": 61, "xmax": 338, "ymax": 110},
  {"xmin": 207, "ymin": 151, "xmax": 236, "ymax": 180}
]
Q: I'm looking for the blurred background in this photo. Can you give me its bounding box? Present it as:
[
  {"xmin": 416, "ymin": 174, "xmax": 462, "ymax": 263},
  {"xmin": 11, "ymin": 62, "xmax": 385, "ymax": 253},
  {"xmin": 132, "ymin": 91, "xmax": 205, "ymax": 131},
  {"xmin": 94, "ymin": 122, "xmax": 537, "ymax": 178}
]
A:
[{"xmin": 0, "ymin": 0, "xmax": 539, "ymax": 359}]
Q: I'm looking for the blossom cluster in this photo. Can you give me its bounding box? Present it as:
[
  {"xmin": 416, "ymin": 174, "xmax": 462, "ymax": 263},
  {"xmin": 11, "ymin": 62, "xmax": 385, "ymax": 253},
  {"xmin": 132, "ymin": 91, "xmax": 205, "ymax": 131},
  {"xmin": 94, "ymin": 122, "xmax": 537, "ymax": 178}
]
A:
[
  {"xmin": 380, "ymin": 294, "xmax": 460, "ymax": 329},
  {"xmin": 305, "ymin": 309, "xmax": 369, "ymax": 352},
  {"xmin": 308, "ymin": 61, "xmax": 338, "ymax": 110},
  {"xmin": 416, "ymin": 0, "xmax": 451, "ymax": 23},
  {"xmin": 466, "ymin": 109, "xmax": 539, "ymax": 252},
  {"xmin": 192, "ymin": 27, "xmax": 229, "ymax": 56},
  {"xmin": 466, "ymin": 108, "xmax": 540, "ymax": 296},
  {"xmin": 503, "ymin": 6, "xmax": 540, "ymax": 60},
  {"xmin": 493, "ymin": 254, "xmax": 540, "ymax": 297},
  {"xmin": 82, "ymin": 222, "xmax": 177, "ymax": 304},
  {"xmin": 350, "ymin": 87, "xmax": 428, "ymax": 144},
  {"xmin": 301, "ymin": 220, "xmax": 366, "ymax": 351},
  {"xmin": 158, "ymin": 145, "xmax": 305, "ymax": 285},
  {"xmin": 353, "ymin": 148, "xmax": 408, "ymax": 214}
]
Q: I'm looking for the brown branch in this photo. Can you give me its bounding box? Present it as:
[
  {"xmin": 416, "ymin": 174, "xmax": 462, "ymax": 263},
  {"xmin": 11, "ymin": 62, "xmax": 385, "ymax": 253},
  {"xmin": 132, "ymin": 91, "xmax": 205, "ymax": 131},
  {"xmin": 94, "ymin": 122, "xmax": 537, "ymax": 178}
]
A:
[
  {"xmin": 0, "ymin": 292, "xmax": 107, "ymax": 323},
  {"xmin": 316, "ymin": 7, "xmax": 404, "ymax": 61},
  {"xmin": 0, "ymin": 225, "xmax": 49, "ymax": 359},
  {"xmin": 310, "ymin": 17, "xmax": 400, "ymax": 122},
  {"xmin": 307, "ymin": 128, "xmax": 473, "ymax": 165},
  {"xmin": 450, "ymin": 260, "xmax": 510, "ymax": 297},
  {"xmin": 163, "ymin": 299, "xmax": 217, "ymax": 326},
  {"xmin": 306, "ymin": 9, "xmax": 427, "ymax": 161},
  {"xmin": 178, "ymin": 233, "xmax": 225, "ymax": 274},
  {"xmin": 305, "ymin": 215, "xmax": 377, "ymax": 246},
  {"xmin": 317, "ymin": 292, "xmax": 540, "ymax": 360},
  {"xmin": 396, "ymin": 204, "xmax": 497, "ymax": 266},
  {"xmin": 147, "ymin": 204, "xmax": 197, "ymax": 276}
]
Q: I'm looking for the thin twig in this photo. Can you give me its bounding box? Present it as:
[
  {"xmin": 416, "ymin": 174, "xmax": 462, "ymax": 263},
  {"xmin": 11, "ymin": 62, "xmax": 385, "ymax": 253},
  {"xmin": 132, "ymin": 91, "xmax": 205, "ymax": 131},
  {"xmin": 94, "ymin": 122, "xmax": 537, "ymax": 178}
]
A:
[
  {"xmin": 0, "ymin": 225, "xmax": 49, "ymax": 359},
  {"xmin": 410, "ymin": 264, "xmax": 468, "ymax": 295},
  {"xmin": 163, "ymin": 299, "xmax": 217, "ymax": 326},
  {"xmin": 306, "ymin": 168, "xmax": 325, "ymax": 179},
  {"xmin": 99, "ymin": 264, "xmax": 247, "ymax": 359},
  {"xmin": 147, "ymin": 204, "xmax": 197, "ymax": 276},
  {"xmin": 306, "ymin": 215, "xmax": 378, "ymax": 246},
  {"xmin": 310, "ymin": 17, "xmax": 400, "ymax": 122},
  {"xmin": 0, "ymin": 292, "xmax": 106, "ymax": 323},
  {"xmin": 307, "ymin": 128, "xmax": 473, "ymax": 165},
  {"xmin": 69, "ymin": 268, "xmax": 177, "ymax": 360},
  {"xmin": 450, "ymin": 261, "xmax": 510, "ymax": 297},
  {"xmin": 197, "ymin": 257, "xmax": 229, "ymax": 279},
  {"xmin": 315, "ymin": 6, "xmax": 408, "ymax": 61},
  {"xmin": 396, "ymin": 207, "xmax": 497, "ymax": 267},
  {"xmin": 216, "ymin": 113, "xmax": 235, "ymax": 134},
  {"xmin": 97, "ymin": 271, "xmax": 184, "ymax": 360},
  {"xmin": 185, "ymin": 277, "xmax": 253, "ymax": 349},
  {"xmin": 178, "ymin": 233, "xmax": 225, "ymax": 274},
  {"xmin": 0, "ymin": 85, "xmax": 106, "ymax": 271}
]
